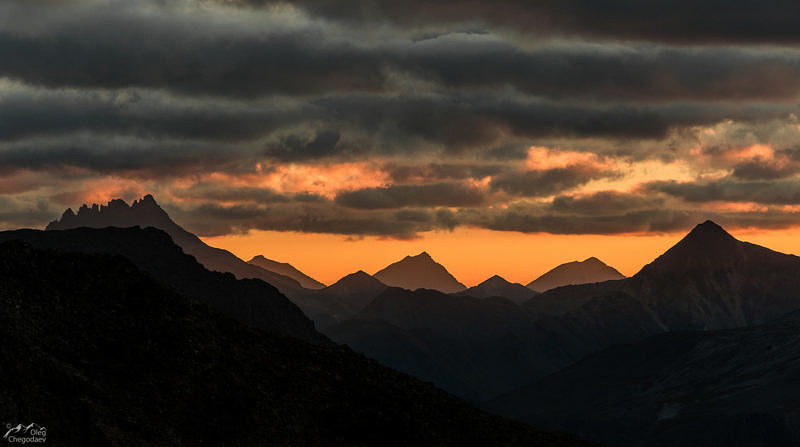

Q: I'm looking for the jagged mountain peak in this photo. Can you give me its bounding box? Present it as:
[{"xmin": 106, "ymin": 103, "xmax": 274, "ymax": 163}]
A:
[
  {"xmin": 45, "ymin": 195, "xmax": 304, "ymax": 294},
  {"xmin": 403, "ymin": 251, "xmax": 434, "ymax": 262}
]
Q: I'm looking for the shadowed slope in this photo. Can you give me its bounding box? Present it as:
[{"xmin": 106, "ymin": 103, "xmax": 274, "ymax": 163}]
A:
[
  {"xmin": 282, "ymin": 271, "xmax": 388, "ymax": 329},
  {"xmin": 248, "ymin": 255, "xmax": 325, "ymax": 289},
  {"xmin": 488, "ymin": 311, "xmax": 800, "ymax": 447},
  {"xmin": 327, "ymin": 287, "xmax": 572, "ymax": 400},
  {"xmin": 0, "ymin": 227, "xmax": 327, "ymax": 344},
  {"xmin": 0, "ymin": 240, "xmax": 598, "ymax": 446}
]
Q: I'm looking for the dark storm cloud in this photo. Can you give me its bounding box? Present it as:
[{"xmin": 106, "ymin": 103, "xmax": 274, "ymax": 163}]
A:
[
  {"xmin": 648, "ymin": 179, "xmax": 800, "ymax": 205},
  {"xmin": 396, "ymin": 40, "xmax": 800, "ymax": 101},
  {"xmin": 549, "ymin": 191, "xmax": 666, "ymax": 214},
  {"xmin": 167, "ymin": 201, "xmax": 451, "ymax": 239},
  {"xmin": 0, "ymin": 138, "xmax": 245, "ymax": 177},
  {"xmin": 481, "ymin": 208, "xmax": 699, "ymax": 234},
  {"xmin": 731, "ymin": 160, "xmax": 800, "ymax": 180},
  {"xmin": 0, "ymin": 197, "xmax": 54, "ymax": 229},
  {"xmin": 316, "ymin": 94, "xmax": 800, "ymax": 147},
  {"xmin": 6, "ymin": 1, "xmax": 800, "ymax": 101},
  {"xmin": 0, "ymin": 4, "xmax": 385, "ymax": 97},
  {"xmin": 234, "ymin": 0, "xmax": 800, "ymax": 44},
  {"xmin": 264, "ymin": 129, "xmax": 349, "ymax": 161},
  {"xmin": 489, "ymin": 165, "xmax": 617, "ymax": 197},
  {"xmin": 0, "ymin": 91, "xmax": 304, "ymax": 143},
  {"xmin": 334, "ymin": 182, "xmax": 486, "ymax": 209}
]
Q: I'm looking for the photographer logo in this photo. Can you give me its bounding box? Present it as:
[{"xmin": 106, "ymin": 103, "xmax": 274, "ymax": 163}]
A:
[{"xmin": 3, "ymin": 423, "xmax": 46, "ymax": 444}]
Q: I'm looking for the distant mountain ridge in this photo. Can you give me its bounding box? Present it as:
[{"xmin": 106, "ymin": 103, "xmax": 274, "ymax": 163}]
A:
[
  {"xmin": 46, "ymin": 195, "xmax": 302, "ymax": 294},
  {"xmin": 454, "ymin": 275, "xmax": 537, "ymax": 304},
  {"xmin": 283, "ymin": 271, "xmax": 389, "ymax": 329},
  {"xmin": 527, "ymin": 257, "xmax": 625, "ymax": 292},
  {"xmin": 374, "ymin": 252, "xmax": 466, "ymax": 293},
  {"xmin": 248, "ymin": 255, "xmax": 325, "ymax": 289}
]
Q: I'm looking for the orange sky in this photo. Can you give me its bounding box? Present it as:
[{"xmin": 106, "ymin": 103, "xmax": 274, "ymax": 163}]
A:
[{"xmin": 202, "ymin": 225, "xmax": 800, "ymax": 287}]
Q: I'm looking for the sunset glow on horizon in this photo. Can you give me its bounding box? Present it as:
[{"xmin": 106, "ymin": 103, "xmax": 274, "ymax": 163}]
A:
[{"xmin": 202, "ymin": 225, "xmax": 800, "ymax": 286}]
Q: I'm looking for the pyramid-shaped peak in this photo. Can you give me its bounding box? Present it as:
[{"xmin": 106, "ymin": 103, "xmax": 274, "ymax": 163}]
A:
[
  {"xmin": 374, "ymin": 251, "xmax": 466, "ymax": 293},
  {"xmin": 637, "ymin": 220, "xmax": 744, "ymax": 274},
  {"xmin": 482, "ymin": 275, "xmax": 510, "ymax": 285},
  {"xmin": 688, "ymin": 220, "xmax": 732, "ymax": 237},
  {"xmin": 676, "ymin": 220, "xmax": 738, "ymax": 249},
  {"xmin": 582, "ymin": 256, "xmax": 602, "ymax": 264}
]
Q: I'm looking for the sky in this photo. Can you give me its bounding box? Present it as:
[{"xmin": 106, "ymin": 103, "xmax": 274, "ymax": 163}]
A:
[{"xmin": 4, "ymin": 0, "xmax": 800, "ymax": 285}]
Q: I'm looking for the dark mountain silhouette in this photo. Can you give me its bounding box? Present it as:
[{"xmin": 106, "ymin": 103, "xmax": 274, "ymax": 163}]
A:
[
  {"xmin": 280, "ymin": 271, "xmax": 388, "ymax": 330},
  {"xmin": 488, "ymin": 311, "xmax": 800, "ymax": 447},
  {"xmin": 453, "ymin": 275, "xmax": 538, "ymax": 304},
  {"xmin": 373, "ymin": 252, "xmax": 466, "ymax": 293},
  {"xmin": 523, "ymin": 279, "xmax": 626, "ymax": 317},
  {"xmin": 323, "ymin": 270, "xmax": 388, "ymax": 311},
  {"xmin": 0, "ymin": 227, "xmax": 327, "ymax": 344},
  {"xmin": 248, "ymin": 254, "xmax": 325, "ymax": 289},
  {"xmin": 515, "ymin": 220, "xmax": 800, "ymax": 377},
  {"xmin": 0, "ymin": 240, "xmax": 597, "ymax": 446},
  {"xmin": 46, "ymin": 195, "xmax": 302, "ymax": 294},
  {"xmin": 617, "ymin": 219, "xmax": 800, "ymax": 330},
  {"xmin": 328, "ymin": 220, "xmax": 800, "ymax": 403},
  {"xmin": 527, "ymin": 257, "xmax": 625, "ymax": 292},
  {"xmin": 326, "ymin": 287, "xmax": 572, "ymax": 401}
]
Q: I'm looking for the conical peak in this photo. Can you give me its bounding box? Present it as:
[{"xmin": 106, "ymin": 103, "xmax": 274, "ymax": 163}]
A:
[
  {"xmin": 582, "ymin": 256, "xmax": 602, "ymax": 264},
  {"xmin": 680, "ymin": 220, "xmax": 737, "ymax": 246},
  {"xmin": 640, "ymin": 220, "xmax": 742, "ymax": 274},
  {"xmin": 412, "ymin": 251, "xmax": 432, "ymax": 260}
]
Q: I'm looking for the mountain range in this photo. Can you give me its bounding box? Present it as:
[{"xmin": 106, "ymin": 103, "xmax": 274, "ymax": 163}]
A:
[
  {"xmin": 527, "ymin": 257, "xmax": 625, "ymax": 292},
  {"xmin": 0, "ymin": 238, "xmax": 595, "ymax": 446},
  {"xmin": 35, "ymin": 195, "xmax": 800, "ymax": 445},
  {"xmin": 325, "ymin": 220, "xmax": 800, "ymax": 405}
]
